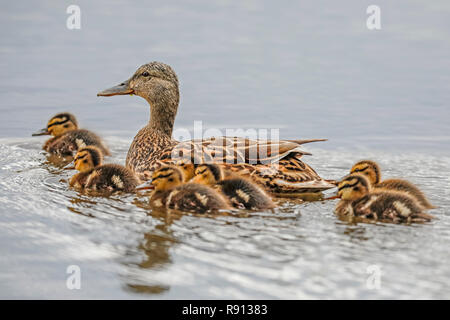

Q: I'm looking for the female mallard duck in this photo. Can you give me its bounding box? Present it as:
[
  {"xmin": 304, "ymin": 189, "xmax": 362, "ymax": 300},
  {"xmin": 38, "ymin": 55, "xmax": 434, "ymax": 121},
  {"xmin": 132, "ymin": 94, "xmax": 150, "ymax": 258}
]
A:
[
  {"xmin": 191, "ymin": 163, "xmax": 276, "ymax": 210},
  {"xmin": 335, "ymin": 174, "xmax": 434, "ymax": 223},
  {"xmin": 97, "ymin": 61, "xmax": 335, "ymax": 195},
  {"xmin": 32, "ymin": 112, "xmax": 110, "ymax": 157},
  {"xmin": 70, "ymin": 146, "xmax": 138, "ymax": 192},
  {"xmin": 149, "ymin": 166, "xmax": 232, "ymax": 213},
  {"xmin": 350, "ymin": 160, "xmax": 435, "ymax": 209}
]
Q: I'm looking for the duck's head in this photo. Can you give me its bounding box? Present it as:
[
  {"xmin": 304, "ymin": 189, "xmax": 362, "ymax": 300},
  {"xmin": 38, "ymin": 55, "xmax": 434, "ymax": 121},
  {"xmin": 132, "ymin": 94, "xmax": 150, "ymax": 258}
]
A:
[
  {"xmin": 32, "ymin": 112, "xmax": 78, "ymax": 137},
  {"xmin": 349, "ymin": 160, "xmax": 381, "ymax": 185},
  {"xmin": 191, "ymin": 164, "xmax": 224, "ymax": 185},
  {"xmin": 97, "ymin": 62, "xmax": 179, "ymax": 135},
  {"xmin": 73, "ymin": 146, "xmax": 103, "ymax": 173},
  {"xmin": 151, "ymin": 166, "xmax": 184, "ymax": 192},
  {"xmin": 337, "ymin": 174, "xmax": 371, "ymax": 201}
]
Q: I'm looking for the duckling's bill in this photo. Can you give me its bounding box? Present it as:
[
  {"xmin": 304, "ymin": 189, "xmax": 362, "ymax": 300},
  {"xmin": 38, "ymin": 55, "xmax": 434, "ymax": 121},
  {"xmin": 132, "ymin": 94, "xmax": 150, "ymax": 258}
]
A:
[
  {"xmin": 32, "ymin": 128, "xmax": 50, "ymax": 136},
  {"xmin": 136, "ymin": 180, "xmax": 155, "ymax": 191},
  {"xmin": 323, "ymin": 189, "xmax": 339, "ymax": 200}
]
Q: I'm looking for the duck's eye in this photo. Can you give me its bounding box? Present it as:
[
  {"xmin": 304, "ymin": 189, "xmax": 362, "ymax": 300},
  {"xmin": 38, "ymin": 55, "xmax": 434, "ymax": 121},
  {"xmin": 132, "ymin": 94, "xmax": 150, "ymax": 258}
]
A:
[{"xmin": 142, "ymin": 72, "xmax": 150, "ymax": 77}]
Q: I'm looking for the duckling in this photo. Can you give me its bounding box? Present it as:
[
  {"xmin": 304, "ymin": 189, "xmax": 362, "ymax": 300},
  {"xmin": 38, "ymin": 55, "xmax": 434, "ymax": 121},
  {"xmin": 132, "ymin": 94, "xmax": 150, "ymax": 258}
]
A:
[
  {"xmin": 191, "ymin": 163, "xmax": 276, "ymax": 210},
  {"xmin": 336, "ymin": 174, "xmax": 434, "ymax": 223},
  {"xmin": 149, "ymin": 166, "xmax": 231, "ymax": 213},
  {"xmin": 70, "ymin": 146, "xmax": 138, "ymax": 192},
  {"xmin": 350, "ymin": 160, "xmax": 435, "ymax": 209},
  {"xmin": 32, "ymin": 112, "xmax": 110, "ymax": 157}
]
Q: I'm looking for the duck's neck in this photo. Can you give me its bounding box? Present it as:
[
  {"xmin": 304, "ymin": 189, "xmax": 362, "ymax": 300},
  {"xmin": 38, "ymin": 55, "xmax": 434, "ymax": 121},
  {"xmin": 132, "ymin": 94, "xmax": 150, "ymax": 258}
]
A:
[{"xmin": 146, "ymin": 92, "xmax": 178, "ymax": 138}]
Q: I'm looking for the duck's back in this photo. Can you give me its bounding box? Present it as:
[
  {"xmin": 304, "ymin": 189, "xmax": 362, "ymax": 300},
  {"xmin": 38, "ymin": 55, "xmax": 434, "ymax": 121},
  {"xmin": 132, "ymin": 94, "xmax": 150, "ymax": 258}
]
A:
[
  {"xmin": 376, "ymin": 179, "xmax": 434, "ymax": 209},
  {"xmin": 47, "ymin": 129, "xmax": 110, "ymax": 156},
  {"xmin": 166, "ymin": 183, "xmax": 230, "ymax": 213},
  {"xmin": 85, "ymin": 164, "xmax": 139, "ymax": 192}
]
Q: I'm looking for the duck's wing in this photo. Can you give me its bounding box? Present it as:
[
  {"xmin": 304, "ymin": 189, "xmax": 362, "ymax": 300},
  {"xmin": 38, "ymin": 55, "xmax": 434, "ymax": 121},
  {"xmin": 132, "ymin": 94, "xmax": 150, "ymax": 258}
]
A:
[
  {"xmin": 168, "ymin": 136, "xmax": 325, "ymax": 164},
  {"xmin": 221, "ymin": 153, "xmax": 336, "ymax": 194},
  {"xmin": 157, "ymin": 136, "xmax": 334, "ymax": 195}
]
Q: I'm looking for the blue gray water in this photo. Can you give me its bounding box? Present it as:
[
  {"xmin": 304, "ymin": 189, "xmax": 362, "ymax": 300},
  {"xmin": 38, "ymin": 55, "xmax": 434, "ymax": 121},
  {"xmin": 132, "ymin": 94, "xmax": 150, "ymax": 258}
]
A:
[{"xmin": 0, "ymin": 0, "xmax": 449, "ymax": 299}]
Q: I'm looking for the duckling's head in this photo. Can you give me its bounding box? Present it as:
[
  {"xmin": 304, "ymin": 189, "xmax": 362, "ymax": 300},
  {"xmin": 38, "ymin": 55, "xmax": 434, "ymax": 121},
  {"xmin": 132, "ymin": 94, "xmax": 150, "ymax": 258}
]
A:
[
  {"xmin": 74, "ymin": 146, "xmax": 103, "ymax": 173},
  {"xmin": 32, "ymin": 113, "xmax": 78, "ymax": 137},
  {"xmin": 176, "ymin": 162, "xmax": 196, "ymax": 182},
  {"xmin": 350, "ymin": 160, "xmax": 381, "ymax": 185},
  {"xmin": 151, "ymin": 166, "xmax": 184, "ymax": 191},
  {"xmin": 337, "ymin": 174, "xmax": 371, "ymax": 201},
  {"xmin": 97, "ymin": 62, "xmax": 179, "ymax": 135},
  {"xmin": 192, "ymin": 164, "xmax": 223, "ymax": 185}
]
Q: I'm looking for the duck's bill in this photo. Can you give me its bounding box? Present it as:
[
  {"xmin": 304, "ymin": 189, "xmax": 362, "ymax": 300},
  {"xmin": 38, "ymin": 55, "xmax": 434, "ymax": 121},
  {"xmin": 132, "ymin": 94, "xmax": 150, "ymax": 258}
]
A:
[
  {"xmin": 32, "ymin": 128, "xmax": 50, "ymax": 136},
  {"xmin": 97, "ymin": 81, "xmax": 134, "ymax": 97}
]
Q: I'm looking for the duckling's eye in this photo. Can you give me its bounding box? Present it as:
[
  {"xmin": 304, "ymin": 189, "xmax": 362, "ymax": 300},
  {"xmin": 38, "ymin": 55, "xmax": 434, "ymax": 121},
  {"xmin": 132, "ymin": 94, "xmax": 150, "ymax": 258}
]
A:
[
  {"xmin": 83, "ymin": 160, "xmax": 88, "ymax": 163},
  {"xmin": 354, "ymin": 187, "xmax": 359, "ymax": 191},
  {"xmin": 63, "ymin": 124, "xmax": 69, "ymax": 128},
  {"xmin": 142, "ymin": 72, "xmax": 150, "ymax": 77},
  {"xmin": 168, "ymin": 178, "xmax": 173, "ymax": 182}
]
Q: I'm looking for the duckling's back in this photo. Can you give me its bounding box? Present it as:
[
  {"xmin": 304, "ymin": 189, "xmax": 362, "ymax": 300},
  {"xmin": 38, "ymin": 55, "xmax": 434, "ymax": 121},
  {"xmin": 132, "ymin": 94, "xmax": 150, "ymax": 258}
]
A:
[
  {"xmin": 218, "ymin": 177, "xmax": 276, "ymax": 210},
  {"xmin": 85, "ymin": 164, "xmax": 139, "ymax": 192},
  {"xmin": 69, "ymin": 171, "xmax": 92, "ymax": 189},
  {"xmin": 353, "ymin": 191, "xmax": 433, "ymax": 223},
  {"xmin": 166, "ymin": 183, "xmax": 230, "ymax": 213},
  {"xmin": 376, "ymin": 179, "xmax": 435, "ymax": 209},
  {"xmin": 47, "ymin": 129, "xmax": 110, "ymax": 156}
]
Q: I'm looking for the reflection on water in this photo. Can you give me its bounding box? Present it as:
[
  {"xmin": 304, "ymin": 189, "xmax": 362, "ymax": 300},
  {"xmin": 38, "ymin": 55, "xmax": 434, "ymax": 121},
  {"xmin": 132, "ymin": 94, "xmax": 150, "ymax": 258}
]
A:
[{"xmin": 125, "ymin": 223, "xmax": 176, "ymax": 295}]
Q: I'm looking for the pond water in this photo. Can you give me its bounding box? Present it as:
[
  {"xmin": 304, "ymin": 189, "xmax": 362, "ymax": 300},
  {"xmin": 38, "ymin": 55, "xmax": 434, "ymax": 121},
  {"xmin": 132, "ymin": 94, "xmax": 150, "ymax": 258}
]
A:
[{"xmin": 0, "ymin": 0, "xmax": 449, "ymax": 299}]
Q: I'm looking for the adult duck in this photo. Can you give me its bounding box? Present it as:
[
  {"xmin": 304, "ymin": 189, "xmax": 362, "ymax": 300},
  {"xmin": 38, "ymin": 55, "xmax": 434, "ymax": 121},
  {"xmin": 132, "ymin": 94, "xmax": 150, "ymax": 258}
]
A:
[{"xmin": 97, "ymin": 62, "xmax": 334, "ymax": 195}]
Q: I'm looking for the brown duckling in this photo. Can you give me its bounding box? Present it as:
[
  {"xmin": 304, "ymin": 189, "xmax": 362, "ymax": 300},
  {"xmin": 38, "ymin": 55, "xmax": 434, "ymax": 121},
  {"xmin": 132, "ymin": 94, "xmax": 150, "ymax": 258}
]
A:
[
  {"xmin": 70, "ymin": 146, "xmax": 138, "ymax": 193},
  {"xmin": 149, "ymin": 166, "xmax": 231, "ymax": 213},
  {"xmin": 191, "ymin": 163, "xmax": 276, "ymax": 210},
  {"xmin": 335, "ymin": 174, "xmax": 434, "ymax": 223},
  {"xmin": 32, "ymin": 112, "xmax": 110, "ymax": 157},
  {"xmin": 350, "ymin": 160, "xmax": 435, "ymax": 209}
]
